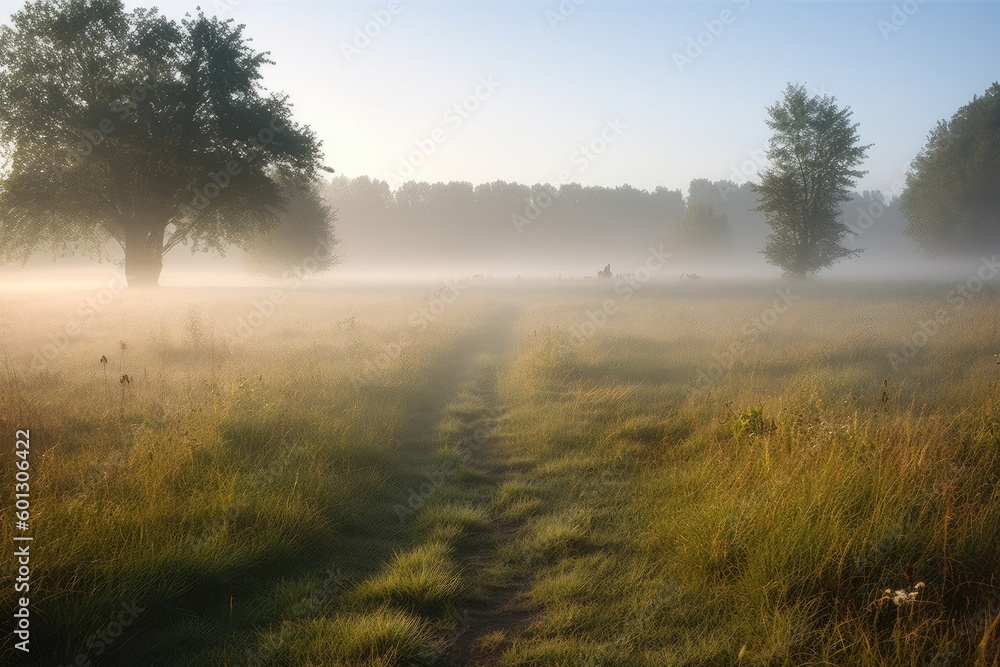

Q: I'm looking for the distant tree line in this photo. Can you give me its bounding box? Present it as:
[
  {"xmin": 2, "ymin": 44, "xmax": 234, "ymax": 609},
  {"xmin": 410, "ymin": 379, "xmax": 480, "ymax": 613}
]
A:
[
  {"xmin": 325, "ymin": 82, "xmax": 998, "ymax": 277},
  {"xmin": 323, "ymin": 174, "xmax": 915, "ymax": 271},
  {"xmin": 0, "ymin": 0, "xmax": 993, "ymax": 283},
  {"xmin": 327, "ymin": 177, "xmax": 686, "ymax": 267}
]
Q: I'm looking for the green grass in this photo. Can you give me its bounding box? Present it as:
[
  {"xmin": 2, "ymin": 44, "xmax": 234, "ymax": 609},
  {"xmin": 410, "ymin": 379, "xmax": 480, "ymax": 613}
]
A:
[
  {"xmin": 486, "ymin": 282, "xmax": 1000, "ymax": 666},
  {"xmin": 258, "ymin": 608, "xmax": 444, "ymax": 666},
  {"xmin": 353, "ymin": 541, "xmax": 464, "ymax": 614},
  {"xmin": 1, "ymin": 281, "xmax": 998, "ymax": 666}
]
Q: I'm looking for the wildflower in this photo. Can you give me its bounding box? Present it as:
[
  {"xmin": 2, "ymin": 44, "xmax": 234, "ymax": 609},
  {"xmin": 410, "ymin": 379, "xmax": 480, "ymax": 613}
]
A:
[{"xmin": 884, "ymin": 581, "xmax": 925, "ymax": 606}]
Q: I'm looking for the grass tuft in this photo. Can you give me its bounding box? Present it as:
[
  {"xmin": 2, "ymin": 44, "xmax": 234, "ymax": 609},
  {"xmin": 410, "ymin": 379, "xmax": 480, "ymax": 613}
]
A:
[{"xmin": 354, "ymin": 542, "xmax": 464, "ymax": 615}]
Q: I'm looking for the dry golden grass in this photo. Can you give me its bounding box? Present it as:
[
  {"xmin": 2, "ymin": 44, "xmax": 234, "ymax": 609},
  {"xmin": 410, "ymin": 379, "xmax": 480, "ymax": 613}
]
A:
[{"xmin": 0, "ymin": 280, "xmax": 997, "ymax": 666}]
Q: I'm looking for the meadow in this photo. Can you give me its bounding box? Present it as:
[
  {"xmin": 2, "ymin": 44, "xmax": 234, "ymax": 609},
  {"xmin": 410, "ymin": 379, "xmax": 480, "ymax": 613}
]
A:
[{"xmin": 1, "ymin": 278, "xmax": 998, "ymax": 666}]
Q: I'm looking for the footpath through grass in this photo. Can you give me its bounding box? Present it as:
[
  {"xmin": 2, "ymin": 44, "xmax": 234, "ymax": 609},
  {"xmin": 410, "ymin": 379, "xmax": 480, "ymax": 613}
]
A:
[
  {"xmin": 1, "ymin": 282, "xmax": 998, "ymax": 666},
  {"xmin": 447, "ymin": 284, "xmax": 1000, "ymax": 666},
  {"xmin": 0, "ymin": 289, "xmax": 518, "ymax": 665}
]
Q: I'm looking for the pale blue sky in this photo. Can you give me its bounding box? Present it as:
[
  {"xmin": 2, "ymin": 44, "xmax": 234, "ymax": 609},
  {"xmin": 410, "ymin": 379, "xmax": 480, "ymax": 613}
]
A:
[{"xmin": 5, "ymin": 0, "xmax": 999, "ymax": 195}]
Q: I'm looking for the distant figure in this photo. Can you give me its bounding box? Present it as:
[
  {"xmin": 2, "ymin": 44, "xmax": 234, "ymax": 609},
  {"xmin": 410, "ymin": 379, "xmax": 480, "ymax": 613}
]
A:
[
  {"xmin": 598, "ymin": 263, "xmax": 612, "ymax": 279},
  {"xmin": 679, "ymin": 272, "xmax": 703, "ymax": 282}
]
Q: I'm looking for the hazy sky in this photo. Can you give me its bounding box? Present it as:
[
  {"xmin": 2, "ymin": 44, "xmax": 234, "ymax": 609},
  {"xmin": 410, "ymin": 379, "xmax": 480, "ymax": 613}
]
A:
[{"xmin": 4, "ymin": 0, "xmax": 998, "ymax": 197}]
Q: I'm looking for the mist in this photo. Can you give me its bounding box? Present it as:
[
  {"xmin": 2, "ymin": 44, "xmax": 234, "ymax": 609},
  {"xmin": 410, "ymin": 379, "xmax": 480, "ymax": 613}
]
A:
[
  {"xmin": 2, "ymin": 174, "xmax": 968, "ymax": 288},
  {"xmin": 2, "ymin": 1, "xmax": 999, "ymax": 665}
]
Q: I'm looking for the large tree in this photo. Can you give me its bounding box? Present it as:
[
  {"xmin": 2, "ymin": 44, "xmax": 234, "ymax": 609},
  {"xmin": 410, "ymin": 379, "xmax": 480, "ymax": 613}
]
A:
[
  {"xmin": 753, "ymin": 84, "xmax": 872, "ymax": 277},
  {"xmin": 0, "ymin": 0, "xmax": 329, "ymax": 286},
  {"xmin": 900, "ymin": 83, "xmax": 1000, "ymax": 255}
]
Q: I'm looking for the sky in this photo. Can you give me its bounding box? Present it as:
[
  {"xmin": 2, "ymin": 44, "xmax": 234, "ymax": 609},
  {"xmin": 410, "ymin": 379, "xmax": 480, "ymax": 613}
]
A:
[
  {"xmin": 0, "ymin": 0, "xmax": 997, "ymax": 285},
  {"xmin": 61, "ymin": 0, "xmax": 996, "ymax": 197},
  {"xmin": 0, "ymin": 0, "xmax": 996, "ymax": 195}
]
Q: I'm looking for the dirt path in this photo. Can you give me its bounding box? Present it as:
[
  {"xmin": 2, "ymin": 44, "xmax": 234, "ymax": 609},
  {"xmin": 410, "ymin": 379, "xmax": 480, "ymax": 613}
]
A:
[
  {"xmin": 417, "ymin": 312, "xmax": 540, "ymax": 666},
  {"xmin": 445, "ymin": 390, "xmax": 540, "ymax": 665},
  {"xmin": 357, "ymin": 300, "xmax": 541, "ymax": 666}
]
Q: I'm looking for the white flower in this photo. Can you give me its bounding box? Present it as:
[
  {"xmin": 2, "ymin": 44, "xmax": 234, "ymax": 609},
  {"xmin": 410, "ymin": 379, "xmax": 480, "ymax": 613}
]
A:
[{"xmin": 888, "ymin": 581, "xmax": 925, "ymax": 606}]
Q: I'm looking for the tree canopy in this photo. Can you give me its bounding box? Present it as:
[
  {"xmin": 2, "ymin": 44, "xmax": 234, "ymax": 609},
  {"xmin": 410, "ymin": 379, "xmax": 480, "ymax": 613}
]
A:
[
  {"xmin": 242, "ymin": 176, "xmax": 338, "ymax": 278},
  {"xmin": 900, "ymin": 82, "xmax": 1000, "ymax": 255},
  {"xmin": 753, "ymin": 84, "xmax": 872, "ymax": 277},
  {"xmin": 0, "ymin": 0, "xmax": 330, "ymax": 286},
  {"xmin": 666, "ymin": 179, "xmax": 731, "ymax": 257}
]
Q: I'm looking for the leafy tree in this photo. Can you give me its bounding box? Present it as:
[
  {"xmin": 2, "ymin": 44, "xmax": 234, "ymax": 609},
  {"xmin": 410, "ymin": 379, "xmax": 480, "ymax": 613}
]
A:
[
  {"xmin": 667, "ymin": 201, "xmax": 730, "ymax": 257},
  {"xmin": 900, "ymin": 83, "xmax": 1000, "ymax": 254},
  {"xmin": 687, "ymin": 178, "xmax": 726, "ymax": 212},
  {"xmin": 0, "ymin": 0, "xmax": 329, "ymax": 286},
  {"xmin": 753, "ymin": 84, "xmax": 872, "ymax": 277},
  {"xmin": 242, "ymin": 176, "xmax": 338, "ymax": 278}
]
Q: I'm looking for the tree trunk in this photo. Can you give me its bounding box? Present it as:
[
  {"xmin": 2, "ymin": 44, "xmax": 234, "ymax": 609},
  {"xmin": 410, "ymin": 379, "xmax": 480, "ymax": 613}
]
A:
[{"xmin": 124, "ymin": 222, "xmax": 166, "ymax": 287}]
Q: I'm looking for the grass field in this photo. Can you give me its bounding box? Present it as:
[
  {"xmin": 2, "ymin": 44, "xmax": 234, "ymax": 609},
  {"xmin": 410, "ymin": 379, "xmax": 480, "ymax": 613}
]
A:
[{"xmin": 1, "ymin": 279, "xmax": 999, "ymax": 666}]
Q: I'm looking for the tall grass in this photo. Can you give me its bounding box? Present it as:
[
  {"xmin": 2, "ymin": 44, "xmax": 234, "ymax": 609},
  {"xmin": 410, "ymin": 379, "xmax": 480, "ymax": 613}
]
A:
[
  {"xmin": 1, "ymin": 281, "xmax": 997, "ymax": 666},
  {"xmin": 487, "ymin": 282, "xmax": 1000, "ymax": 666},
  {"xmin": 0, "ymin": 287, "xmax": 494, "ymax": 665}
]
